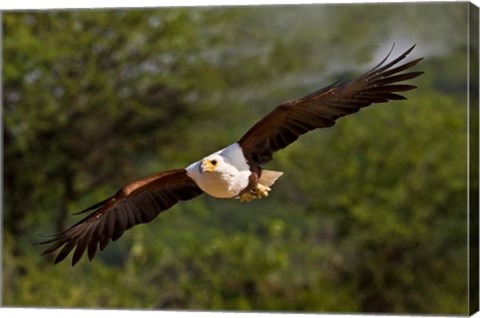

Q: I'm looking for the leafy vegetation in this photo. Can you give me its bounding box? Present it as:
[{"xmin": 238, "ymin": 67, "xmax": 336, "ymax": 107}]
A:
[{"xmin": 3, "ymin": 3, "xmax": 473, "ymax": 314}]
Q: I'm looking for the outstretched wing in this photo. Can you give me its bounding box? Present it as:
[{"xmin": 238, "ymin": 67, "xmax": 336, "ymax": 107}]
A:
[
  {"xmin": 39, "ymin": 169, "xmax": 203, "ymax": 266},
  {"xmin": 238, "ymin": 45, "xmax": 424, "ymax": 165}
]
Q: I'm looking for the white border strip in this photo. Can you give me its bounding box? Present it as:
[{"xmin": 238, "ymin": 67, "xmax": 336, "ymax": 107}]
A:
[{"xmin": 0, "ymin": 308, "xmax": 473, "ymax": 318}]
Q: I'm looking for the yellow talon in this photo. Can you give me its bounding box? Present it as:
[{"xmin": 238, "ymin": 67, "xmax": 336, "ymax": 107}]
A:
[
  {"xmin": 255, "ymin": 184, "xmax": 271, "ymax": 198},
  {"xmin": 239, "ymin": 192, "xmax": 255, "ymax": 202},
  {"xmin": 239, "ymin": 184, "xmax": 271, "ymax": 202}
]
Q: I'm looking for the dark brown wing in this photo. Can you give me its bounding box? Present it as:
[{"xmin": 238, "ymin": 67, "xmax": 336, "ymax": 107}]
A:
[
  {"xmin": 39, "ymin": 169, "xmax": 203, "ymax": 266},
  {"xmin": 238, "ymin": 45, "xmax": 424, "ymax": 165}
]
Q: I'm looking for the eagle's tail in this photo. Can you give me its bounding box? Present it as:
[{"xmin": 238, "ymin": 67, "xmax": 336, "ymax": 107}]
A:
[{"xmin": 259, "ymin": 170, "xmax": 284, "ymax": 188}]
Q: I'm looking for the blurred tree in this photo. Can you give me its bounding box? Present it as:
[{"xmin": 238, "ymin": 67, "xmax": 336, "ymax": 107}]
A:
[
  {"xmin": 4, "ymin": 10, "xmax": 207, "ymax": 239},
  {"xmin": 286, "ymin": 88, "xmax": 468, "ymax": 313}
]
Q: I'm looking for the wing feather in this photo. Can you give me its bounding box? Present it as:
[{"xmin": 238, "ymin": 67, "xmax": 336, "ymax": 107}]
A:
[
  {"xmin": 39, "ymin": 169, "xmax": 203, "ymax": 265},
  {"xmin": 239, "ymin": 45, "xmax": 423, "ymax": 165},
  {"xmin": 88, "ymin": 231, "xmax": 99, "ymax": 261}
]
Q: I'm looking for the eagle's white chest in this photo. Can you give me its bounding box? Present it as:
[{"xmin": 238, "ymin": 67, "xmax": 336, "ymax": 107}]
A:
[{"xmin": 185, "ymin": 143, "xmax": 251, "ymax": 198}]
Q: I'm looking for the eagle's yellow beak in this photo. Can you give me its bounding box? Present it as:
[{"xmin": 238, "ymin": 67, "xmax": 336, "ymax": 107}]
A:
[{"xmin": 201, "ymin": 159, "xmax": 218, "ymax": 172}]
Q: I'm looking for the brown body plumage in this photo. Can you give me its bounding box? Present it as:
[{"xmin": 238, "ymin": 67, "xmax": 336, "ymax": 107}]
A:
[{"xmin": 39, "ymin": 44, "xmax": 423, "ymax": 266}]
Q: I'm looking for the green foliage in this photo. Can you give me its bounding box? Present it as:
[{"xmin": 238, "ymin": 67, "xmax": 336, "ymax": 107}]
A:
[{"xmin": 3, "ymin": 3, "xmax": 472, "ymax": 314}]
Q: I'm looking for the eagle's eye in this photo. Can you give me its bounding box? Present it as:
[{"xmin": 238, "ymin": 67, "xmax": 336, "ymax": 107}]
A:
[{"xmin": 211, "ymin": 159, "xmax": 217, "ymax": 165}]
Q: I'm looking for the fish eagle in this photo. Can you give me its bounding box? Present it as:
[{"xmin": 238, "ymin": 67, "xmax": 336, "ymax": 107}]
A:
[{"xmin": 40, "ymin": 45, "xmax": 423, "ymax": 265}]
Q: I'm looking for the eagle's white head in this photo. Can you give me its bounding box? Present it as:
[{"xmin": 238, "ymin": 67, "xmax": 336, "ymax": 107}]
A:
[{"xmin": 200, "ymin": 154, "xmax": 225, "ymax": 173}]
